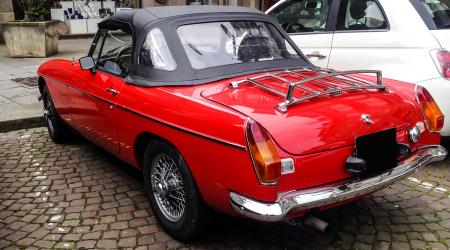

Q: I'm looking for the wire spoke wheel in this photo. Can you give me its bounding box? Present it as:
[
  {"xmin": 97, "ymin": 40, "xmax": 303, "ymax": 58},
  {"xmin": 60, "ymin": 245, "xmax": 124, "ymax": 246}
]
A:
[
  {"xmin": 151, "ymin": 153, "xmax": 186, "ymax": 222},
  {"xmin": 41, "ymin": 85, "xmax": 70, "ymax": 144},
  {"xmin": 143, "ymin": 140, "xmax": 212, "ymax": 240}
]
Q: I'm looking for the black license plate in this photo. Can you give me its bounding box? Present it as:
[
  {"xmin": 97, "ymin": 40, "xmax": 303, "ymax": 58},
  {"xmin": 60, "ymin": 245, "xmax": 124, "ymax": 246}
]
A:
[{"xmin": 356, "ymin": 128, "xmax": 397, "ymax": 177}]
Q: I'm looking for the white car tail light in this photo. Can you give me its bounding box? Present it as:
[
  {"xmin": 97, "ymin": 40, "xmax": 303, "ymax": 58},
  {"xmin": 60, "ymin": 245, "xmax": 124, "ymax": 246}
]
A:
[{"xmin": 431, "ymin": 49, "xmax": 450, "ymax": 79}]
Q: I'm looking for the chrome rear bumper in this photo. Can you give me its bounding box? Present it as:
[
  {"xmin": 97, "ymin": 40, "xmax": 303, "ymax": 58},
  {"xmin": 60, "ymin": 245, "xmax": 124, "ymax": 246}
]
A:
[{"xmin": 230, "ymin": 145, "xmax": 447, "ymax": 222}]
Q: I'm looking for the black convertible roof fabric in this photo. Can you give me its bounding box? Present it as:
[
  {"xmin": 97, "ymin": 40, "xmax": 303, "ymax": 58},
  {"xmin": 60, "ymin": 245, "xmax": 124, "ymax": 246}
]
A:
[
  {"xmin": 94, "ymin": 6, "xmax": 308, "ymax": 87},
  {"xmin": 99, "ymin": 6, "xmax": 261, "ymax": 33}
]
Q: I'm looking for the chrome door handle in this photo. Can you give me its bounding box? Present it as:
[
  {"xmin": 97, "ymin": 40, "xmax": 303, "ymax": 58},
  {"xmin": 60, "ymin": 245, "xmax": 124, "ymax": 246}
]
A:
[
  {"xmin": 105, "ymin": 88, "xmax": 119, "ymax": 95},
  {"xmin": 306, "ymin": 51, "xmax": 327, "ymax": 59}
]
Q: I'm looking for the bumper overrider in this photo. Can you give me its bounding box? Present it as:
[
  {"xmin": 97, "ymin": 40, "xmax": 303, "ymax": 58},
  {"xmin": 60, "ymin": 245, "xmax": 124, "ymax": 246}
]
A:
[{"xmin": 230, "ymin": 145, "xmax": 448, "ymax": 222}]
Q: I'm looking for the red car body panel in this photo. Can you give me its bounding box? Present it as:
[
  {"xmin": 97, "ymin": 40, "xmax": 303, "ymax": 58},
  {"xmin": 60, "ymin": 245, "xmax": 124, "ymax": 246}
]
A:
[
  {"xmin": 38, "ymin": 58, "xmax": 441, "ymax": 217},
  {"xmin": 203, "ymin": 73, "xmax": 423, "ymax": 155}
]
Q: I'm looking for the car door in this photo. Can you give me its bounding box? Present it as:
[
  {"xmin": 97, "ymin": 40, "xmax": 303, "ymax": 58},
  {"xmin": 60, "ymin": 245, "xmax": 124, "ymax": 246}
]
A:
[
  {"xmin": 328, "ymin": 0, "xmax": 441, "ymax": 82},
  {"xmin": 267, "ymin": 0, "xmax": 337, "ymax": 68},
  {"xmin": 70, "ymin": 29, "xmax": 132, "ymax": 154},
  {"xmin": 327, "ymin": 0, "xmax": 390, "ymax": 72}
]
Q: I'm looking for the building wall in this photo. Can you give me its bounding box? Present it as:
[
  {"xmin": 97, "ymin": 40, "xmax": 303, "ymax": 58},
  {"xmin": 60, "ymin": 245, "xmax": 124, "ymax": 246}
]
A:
[
  {"xmin": 141, "ymin": 0, "xmax": 259, "ymax": 8},
  {"xmin": 142, "ymin": 0, "xmax": 186, "ymax": 7}
]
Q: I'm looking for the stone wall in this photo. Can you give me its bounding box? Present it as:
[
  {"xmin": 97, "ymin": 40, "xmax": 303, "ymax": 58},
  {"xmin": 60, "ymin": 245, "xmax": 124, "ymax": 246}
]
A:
[{"xmin": 2, "ymin": 21, "xmax": 64, "ymax": 57}]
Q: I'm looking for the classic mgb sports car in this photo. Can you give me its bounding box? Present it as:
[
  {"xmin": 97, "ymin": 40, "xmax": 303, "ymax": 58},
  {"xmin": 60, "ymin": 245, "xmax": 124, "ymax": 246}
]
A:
[{"xmin": 38, "ymin": 6, "xmax": 447, "ymax": 240}]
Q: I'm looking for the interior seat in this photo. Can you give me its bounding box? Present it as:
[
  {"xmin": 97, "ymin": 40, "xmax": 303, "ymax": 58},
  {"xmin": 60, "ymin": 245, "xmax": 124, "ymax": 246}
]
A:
[
  {"xmin": 348, "ymin": 0, "xmax": 369, "ymax": 30},
  {"xmin": 237, "ymin": 36, "xmax": 272, "ymax": 62}
]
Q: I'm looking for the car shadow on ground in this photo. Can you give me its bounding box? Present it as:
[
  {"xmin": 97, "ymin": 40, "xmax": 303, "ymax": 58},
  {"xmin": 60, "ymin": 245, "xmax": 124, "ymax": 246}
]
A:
[{"xmin": 441, "ymin": 136, "xmax": 450, "ymax": 153}]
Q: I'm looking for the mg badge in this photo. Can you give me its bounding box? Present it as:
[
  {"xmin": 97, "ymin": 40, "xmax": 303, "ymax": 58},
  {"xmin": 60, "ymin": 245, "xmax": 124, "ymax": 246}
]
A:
[{"xmin": 361, "ymin": 114, "xmax": 374, "ymax": 124}]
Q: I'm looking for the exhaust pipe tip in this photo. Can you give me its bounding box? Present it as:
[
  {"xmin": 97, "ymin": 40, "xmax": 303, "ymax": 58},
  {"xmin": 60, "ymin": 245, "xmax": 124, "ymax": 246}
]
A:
[{"xmin": 304, "ymin": 215, "xmax": 329, "ymax": 233}]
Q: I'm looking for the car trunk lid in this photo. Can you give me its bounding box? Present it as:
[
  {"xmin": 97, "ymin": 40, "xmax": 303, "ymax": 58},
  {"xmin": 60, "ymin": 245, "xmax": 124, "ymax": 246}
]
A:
[{"xmin": 202, "ymin": 70, "xmax": 415, "ymax": 155}]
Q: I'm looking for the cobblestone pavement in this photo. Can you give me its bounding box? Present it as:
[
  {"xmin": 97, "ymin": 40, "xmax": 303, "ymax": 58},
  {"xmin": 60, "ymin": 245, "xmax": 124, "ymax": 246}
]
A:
[{"xmin": 1, "ymin": 128, "xmax": 450, "ymax": 250}]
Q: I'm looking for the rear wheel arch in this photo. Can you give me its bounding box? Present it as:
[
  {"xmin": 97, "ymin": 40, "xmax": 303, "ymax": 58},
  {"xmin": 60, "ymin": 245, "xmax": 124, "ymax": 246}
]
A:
[
  {"xmin": 134, "ymin": 131, "xmax": 206, "ymax": 198},
  {"xmin": 134, "ymin": 132, "xmax": 183, "ymax": 169}
]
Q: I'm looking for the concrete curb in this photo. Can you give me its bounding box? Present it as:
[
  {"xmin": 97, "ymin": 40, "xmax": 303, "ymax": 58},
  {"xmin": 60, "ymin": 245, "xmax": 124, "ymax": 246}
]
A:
[{"xmin": 0, "ymin": 116, "xmax": 45, "ymax": 133}]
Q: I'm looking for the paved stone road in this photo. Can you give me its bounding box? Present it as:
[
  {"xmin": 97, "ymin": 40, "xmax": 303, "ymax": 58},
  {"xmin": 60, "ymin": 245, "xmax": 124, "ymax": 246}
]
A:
[{"xmin": 1, "ymin": 128, "xmax": 450, "ymax": 249}]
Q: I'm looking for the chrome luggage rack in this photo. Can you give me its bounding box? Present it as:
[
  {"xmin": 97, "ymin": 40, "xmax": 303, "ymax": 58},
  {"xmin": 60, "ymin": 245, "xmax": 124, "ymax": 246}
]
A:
[{"xmin": 230, "ymin": 68, "xmax": 388, "ymax": 112}]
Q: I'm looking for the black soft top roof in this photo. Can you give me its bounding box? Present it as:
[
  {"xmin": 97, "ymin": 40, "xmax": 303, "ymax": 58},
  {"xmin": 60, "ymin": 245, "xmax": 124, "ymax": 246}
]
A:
[
  {"xmin": 94, "ymin": 6, "xmax": 309, "ymax": 87},
  {"xmin": 99, "ymin": 6, "xmax": 262, "ymax": 34}
]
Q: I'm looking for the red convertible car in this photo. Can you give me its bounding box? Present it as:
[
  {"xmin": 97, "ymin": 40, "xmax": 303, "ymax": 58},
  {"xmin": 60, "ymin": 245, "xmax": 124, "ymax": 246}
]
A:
[{"xmin": 38, "ymin": 6, "xmax": 447, "ymax": 240}]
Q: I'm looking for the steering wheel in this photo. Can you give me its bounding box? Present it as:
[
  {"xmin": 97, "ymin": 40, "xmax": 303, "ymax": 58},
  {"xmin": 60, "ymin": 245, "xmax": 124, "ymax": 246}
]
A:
[
  {"xmin": 114, "ymin": 44, "xmax": 132, "ymax": 75},
  {"xmin": 281, "ymin": 23, "xmax": 313, "ymax": 33}
]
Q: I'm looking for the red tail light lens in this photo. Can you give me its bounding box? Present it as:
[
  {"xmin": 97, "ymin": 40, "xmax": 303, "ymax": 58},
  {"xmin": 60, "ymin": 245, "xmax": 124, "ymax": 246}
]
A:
[
  {"xmin": 431, "ymin": 49, "xmax": 450, "ymax": 78},
  {"xmin": 246, "ymin": 119, "xmax": 281, "ymax": 185},
  {"xmin": 416, "ymin": 86, "xmax": 444, "ymax": 132}
]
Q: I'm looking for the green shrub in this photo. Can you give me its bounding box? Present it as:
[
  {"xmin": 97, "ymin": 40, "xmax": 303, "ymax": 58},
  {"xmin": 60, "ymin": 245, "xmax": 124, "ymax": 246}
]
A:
[{"xmin": 16, "ymin": 0, "xmax": 54, "ymax": 21}]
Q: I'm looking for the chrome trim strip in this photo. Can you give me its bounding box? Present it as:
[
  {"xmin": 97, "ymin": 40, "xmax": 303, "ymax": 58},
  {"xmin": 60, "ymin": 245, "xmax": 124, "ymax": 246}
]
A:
[
  {"xmin": 40, "ymin": 74, "xmax": 247, "ymax": 151},
  {"xmin": 230, "ymin": 145, "xmax": 447, "ymax": 222}
]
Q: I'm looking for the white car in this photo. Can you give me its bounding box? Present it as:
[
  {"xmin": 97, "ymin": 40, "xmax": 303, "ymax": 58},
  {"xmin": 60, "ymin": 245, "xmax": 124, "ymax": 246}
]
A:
[{"xmin": 267, "ymin": 0, "xmax": 450, "ymax": 136}]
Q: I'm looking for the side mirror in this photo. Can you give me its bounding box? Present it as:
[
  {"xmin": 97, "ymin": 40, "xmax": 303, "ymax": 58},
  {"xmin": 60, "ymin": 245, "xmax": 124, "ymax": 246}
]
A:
[{"xmin": 79, "ymin": 56, "xmax": 96, "ymax": 74}]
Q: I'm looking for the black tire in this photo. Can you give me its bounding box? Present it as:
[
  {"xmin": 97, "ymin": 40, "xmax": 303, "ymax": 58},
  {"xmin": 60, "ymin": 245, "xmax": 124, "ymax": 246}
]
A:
[
  {"xmin": 42, "ymin": 85, "xmax": 70, "ymax": 143},
  {"xmin": 143, "ymin": 140, "xmax": 212, "ymax": 241}
]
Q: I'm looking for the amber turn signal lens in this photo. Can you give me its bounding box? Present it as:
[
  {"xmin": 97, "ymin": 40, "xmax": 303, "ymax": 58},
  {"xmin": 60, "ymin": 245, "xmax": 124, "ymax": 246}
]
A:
[
  {"xmin": 416, "ymin": 86, "xmax": 444, "ymax": 132},
  {"xmin": 246, "ymin": 119, "xmax": 281, "ymax": 185}
]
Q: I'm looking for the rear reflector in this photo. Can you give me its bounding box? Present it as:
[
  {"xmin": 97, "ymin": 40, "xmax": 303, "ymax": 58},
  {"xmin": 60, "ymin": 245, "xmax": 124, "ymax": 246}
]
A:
[
  {"xmin": 281, "ymin": 158, "xmax": 295, "ymax": 174},
  {"xmin": 416, "ymin": 86, "xmax": 444, "ymax": 132},
  {"xmin": 431, "ymin": 49, "xmax": 450, "ymax": 79},
  {"xmin": 246, "ymin": 119, "xmax": 281, "ymax": 185}
]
